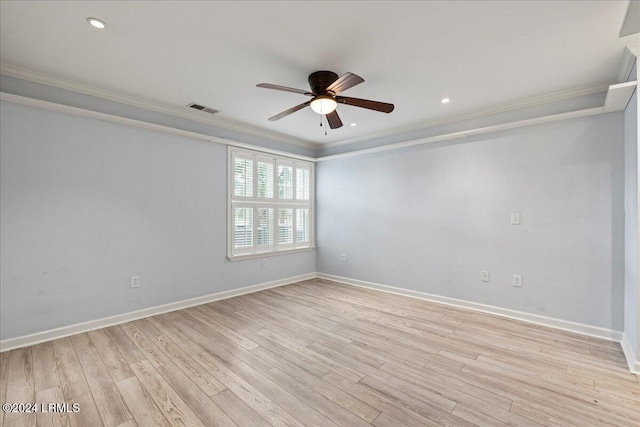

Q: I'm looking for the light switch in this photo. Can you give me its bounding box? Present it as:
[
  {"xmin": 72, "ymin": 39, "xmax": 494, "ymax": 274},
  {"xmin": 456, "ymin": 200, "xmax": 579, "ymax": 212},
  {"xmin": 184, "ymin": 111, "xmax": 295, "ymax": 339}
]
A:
[{"xmin": 510, "ymin": 213, "xmax": 520, "ymax": 225}]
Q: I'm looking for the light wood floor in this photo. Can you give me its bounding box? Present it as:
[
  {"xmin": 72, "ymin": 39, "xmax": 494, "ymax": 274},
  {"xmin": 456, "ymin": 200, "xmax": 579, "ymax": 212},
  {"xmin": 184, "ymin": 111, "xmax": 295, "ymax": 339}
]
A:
[{"xmin": 1, "ymin": 279, "xmax": 639, "ymax": 427}]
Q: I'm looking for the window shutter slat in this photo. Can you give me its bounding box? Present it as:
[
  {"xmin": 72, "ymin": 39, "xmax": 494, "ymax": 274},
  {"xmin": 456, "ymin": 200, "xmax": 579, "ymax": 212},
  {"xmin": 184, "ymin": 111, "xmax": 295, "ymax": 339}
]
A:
[
  {"xmin": 257, "ymin": 160, "xmax": 274, "ymax": 199},
  {"xmin": 296, "ymin": 208, "xmax": 310, "ymax": 245},
  {"xmin": 278, "ymin": 164, "xmax": 293, "ymax": 200},
  {"xmin": 296, "ymin": 167, "xmax": 310, "ymax": 200},
  {"xmin": 233, "ymin": 157, "xmax": 253, "ymax": 197},
  {"xmin": 278, "ymin": 208, "xmax": 293, "ymax": 245},
  {"xmin": 233, "ymin": 207, "xmax": 253, "ymax": 249},
  {"xmin": 257, "ymin": 207, "xmax": 274, "ymax": 248}
]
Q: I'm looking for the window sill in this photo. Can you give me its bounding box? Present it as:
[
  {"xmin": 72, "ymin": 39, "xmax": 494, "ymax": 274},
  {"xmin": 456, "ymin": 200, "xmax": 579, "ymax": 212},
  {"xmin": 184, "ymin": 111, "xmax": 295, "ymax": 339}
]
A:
[{"xmin": 227, "ymin": 247, "xmax": 315, "ymax": 262}]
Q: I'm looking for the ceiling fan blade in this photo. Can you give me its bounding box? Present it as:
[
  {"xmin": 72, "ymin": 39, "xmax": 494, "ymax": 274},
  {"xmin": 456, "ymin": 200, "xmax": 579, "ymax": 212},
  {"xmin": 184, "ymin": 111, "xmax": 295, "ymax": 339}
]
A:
[
  {"xmin": 268, "ymin": 101, "xmax": 311, "ymax": 121},
  {"xmin": 336, "ymin": 96, "xmax": 394, "ymax": 113},
  {"xmin": 326, "ymin": 110, "xmax": 343, "ymax": 129},
  {"xmin": 325, "ymin": 72, "xmax": 364, "ymax": 95},
  {"xmin": 257, "ymin": 83, "xmax": 313, "ymax": 96}
]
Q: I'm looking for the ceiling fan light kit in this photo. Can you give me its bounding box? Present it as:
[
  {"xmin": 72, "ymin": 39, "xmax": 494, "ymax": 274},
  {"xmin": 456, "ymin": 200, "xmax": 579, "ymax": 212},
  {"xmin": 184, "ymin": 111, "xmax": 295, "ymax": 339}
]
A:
[
  {"xmin": 257, "ymin": 70, "xmax": 394, "ymax": 131},
  {"xmin": 310, "ymin": 96, "xmax": 337, "ymax": 115}
]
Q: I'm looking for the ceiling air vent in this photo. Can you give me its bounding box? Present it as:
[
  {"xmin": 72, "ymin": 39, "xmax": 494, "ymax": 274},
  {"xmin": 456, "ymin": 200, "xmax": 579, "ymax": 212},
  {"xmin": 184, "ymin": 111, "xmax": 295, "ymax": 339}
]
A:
[{"xmin": 187, "ymin": 103, "xmax": 220, "ymax": 115}]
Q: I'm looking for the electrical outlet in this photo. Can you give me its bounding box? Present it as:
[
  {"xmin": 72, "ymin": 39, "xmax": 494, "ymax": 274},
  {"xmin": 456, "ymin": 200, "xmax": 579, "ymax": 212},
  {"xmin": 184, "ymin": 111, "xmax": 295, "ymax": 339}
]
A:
[
  {"xmin": 262, "ymin": 258, "xmax": 268, "ymax": 267},
  {"xmin": 341, "ymin": 253, "xmax": 347, "ymax": 262},
  {"xmin": 513, "ymin": 275, "xmax": 522, "ymax": 287},
  {"xmin": 511, "ymin": 213, "xmax": 520, "ymax": 225},
  {"xmin": 481, "ymin": 271, "xmax": 490, "ymax": 282},
  {"xmin": 130, "ymin": 276, "xmax": 140, "ymax": 288}
]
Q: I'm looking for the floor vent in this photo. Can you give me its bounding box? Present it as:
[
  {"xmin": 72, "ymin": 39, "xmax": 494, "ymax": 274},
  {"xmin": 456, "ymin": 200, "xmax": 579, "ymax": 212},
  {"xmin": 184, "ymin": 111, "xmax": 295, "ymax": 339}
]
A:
[{"xmin": 187, "ymin": 103, "xmax": 220, "ymax": 115}]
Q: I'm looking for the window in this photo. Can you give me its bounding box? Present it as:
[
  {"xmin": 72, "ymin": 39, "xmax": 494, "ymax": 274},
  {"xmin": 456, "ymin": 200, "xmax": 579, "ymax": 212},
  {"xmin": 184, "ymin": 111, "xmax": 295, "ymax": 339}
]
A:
[{"xmin": 228, "ymin": 147, "xmax": 314, "ymax": 259}]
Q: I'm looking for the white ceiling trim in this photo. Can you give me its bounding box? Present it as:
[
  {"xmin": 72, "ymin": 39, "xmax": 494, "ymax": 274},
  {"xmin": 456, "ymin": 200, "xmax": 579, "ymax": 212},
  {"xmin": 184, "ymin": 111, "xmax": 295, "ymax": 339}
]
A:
[
  {"xmin": 4, "ymin": 80, "xmax": 628, "ymax": 166},
  {"xmin": 0, "ymin": 63, "xmax": 322, "ymax": 151},
  {"xmin": 316, "ymin": 81, "xmax": 633, "ymax": 162},
  {"xmin": 0, "ymin": 64, "xmax": 615, "ymax": 154},
  {"xmin": 618, "ymin": 47, "xmax": 638, "ymax": 82},
  {"xmin": 316, "ymin": 107, "xmax": 605, "ymax": 162},
  {"xmin": 320, "ymin": 82, "xmax": 611, "ymax": 150},
  {"xmin": 603, "ymin": 80, "xmax": 637, "ymax": 112},
  {"xmin": 0, "ymin": 92, "xmax": 317, "ymax": 162}
]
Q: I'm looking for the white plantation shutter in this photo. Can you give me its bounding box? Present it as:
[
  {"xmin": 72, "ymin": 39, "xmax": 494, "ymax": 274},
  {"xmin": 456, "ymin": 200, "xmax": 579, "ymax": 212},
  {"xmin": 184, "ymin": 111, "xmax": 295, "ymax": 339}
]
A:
[
  {"xmin": 277, "ymin": 163, "xmax": 294, "ymax": 200},
  {"xmin": 296, "ymin": 208, "xmax": 310, "ymax": 246},
  {"xmin": 233, "ymin": 156, "xmax": 253, "ymax": 197},
  {"xmin": 233, "ymin": 207, "xmax": 253, "ymax": 252},
  {"xmin": 257, "ymin": 207, "xmax": 274, "ymax": 249},
  {"xmin": 257, "ymin": 158, "xmax": 275, "ymax": 199},
  {"xmin": 228, "ymin": 147, "xmax": 313, "ymax": 259},
  {"xmin": 277, "ymin": 208, "xmax": 293, "ymax": 246},
  {"xmin": 296, "ymin": 166, "xmax": 310, "ymax": 201}
]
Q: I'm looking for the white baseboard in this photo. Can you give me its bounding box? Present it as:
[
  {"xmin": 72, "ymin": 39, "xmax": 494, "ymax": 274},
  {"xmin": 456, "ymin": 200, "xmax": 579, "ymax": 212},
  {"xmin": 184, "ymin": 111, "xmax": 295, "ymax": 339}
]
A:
[
  {"xmin": 3, "ymin": 271, "xmax": 634, "ymax": 376},
  {"xmin": 0, "ymin": 272, "xmax": 315, "ymax": 352},
  {"xmin": 620, "ymin": 333, "xmax": 640, "ymax": 375},
  {"xmin": 316, "ymin": 273, "xmax": 623, "ymax": 342}
]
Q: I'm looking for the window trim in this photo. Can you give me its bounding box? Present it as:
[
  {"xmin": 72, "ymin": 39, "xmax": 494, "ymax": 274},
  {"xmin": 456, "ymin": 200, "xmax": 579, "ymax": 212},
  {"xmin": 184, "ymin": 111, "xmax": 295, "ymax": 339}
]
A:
[{"xmin": 228, "ymin": 146, "xmax": 315, "ymax": 261}]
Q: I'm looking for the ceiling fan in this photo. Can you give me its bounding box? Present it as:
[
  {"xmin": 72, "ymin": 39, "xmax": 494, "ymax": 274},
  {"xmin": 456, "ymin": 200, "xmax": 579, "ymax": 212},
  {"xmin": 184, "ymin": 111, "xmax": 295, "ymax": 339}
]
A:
[{"xmin": 257, "ymin": 71, "xmax": 394, "ymax": 130}]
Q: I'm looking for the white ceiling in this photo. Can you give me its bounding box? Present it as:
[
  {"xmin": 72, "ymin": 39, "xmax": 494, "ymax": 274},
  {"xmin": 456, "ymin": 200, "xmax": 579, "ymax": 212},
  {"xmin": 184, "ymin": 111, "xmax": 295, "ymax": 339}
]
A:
[{"xmin": 0, "ymin": 1, "xmax": 634, "ymax": 147}]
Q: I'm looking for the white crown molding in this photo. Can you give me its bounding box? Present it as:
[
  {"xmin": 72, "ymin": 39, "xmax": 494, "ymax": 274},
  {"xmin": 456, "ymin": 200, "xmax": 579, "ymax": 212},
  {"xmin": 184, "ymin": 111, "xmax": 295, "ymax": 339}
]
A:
[
  {"xmin": 1, "ymin": 64, "xmax": 615, "ymax": 155},
  {"xmin": 316, "ymin": 106, "xmax": 604, "ymax": 162},
  {"xmin": 0, "ymin": 92, "xmax": 317, "ymax": 162},
  {"xmin": 0, "ymin": 63, "xmax": 321, "ymax": 151},
  {"xmin": 317, "ymin": 81, "xmax": 631, "ymax": 162},
  {"xmin": 4, "ymin": 89, "xmax": 614, "ymax": 166},
  {"xmin": 617, "ymin": 47, "xmax": 638, "ymax": 82},
  {"xmin": 0, "ymin": 273, "xmax": 316, "ymax": 352},
  {"xmin": 603, "ymin": 80, "xmax": 637, "ymax": 112},
  {"xmin": 317, "ymin": 273, "xmax": 624, "ymax": 343},
  {"xmin": 321, "ymin": 82, "xmax": 611, "ymax": 150}
]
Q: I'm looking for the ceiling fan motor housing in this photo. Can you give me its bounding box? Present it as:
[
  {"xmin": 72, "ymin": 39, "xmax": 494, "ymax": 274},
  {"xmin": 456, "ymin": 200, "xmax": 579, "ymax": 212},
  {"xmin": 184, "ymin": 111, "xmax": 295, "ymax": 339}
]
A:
[{"xmin": 308, "ymin": 71, "xmax": 339, "ymax": 94}]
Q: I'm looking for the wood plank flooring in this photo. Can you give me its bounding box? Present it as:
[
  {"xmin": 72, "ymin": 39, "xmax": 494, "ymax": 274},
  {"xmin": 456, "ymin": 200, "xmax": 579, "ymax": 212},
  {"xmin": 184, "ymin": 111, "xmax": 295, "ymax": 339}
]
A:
[{"xmin": 1, "ymin": 278, "xmax": 639, "ymax": 426}]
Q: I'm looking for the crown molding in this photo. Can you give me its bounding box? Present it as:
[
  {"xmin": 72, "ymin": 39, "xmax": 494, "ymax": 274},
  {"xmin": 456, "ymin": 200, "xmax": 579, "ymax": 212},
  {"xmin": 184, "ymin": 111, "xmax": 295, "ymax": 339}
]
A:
[
  {"xmin": 1, "ymin": 92, "xmax": 317, "ymax": 163},
  {"xmin": 0, "ymin": 64, "xmax": 616, "ymax": 154},
  {"xmin": 618, "ymin": 46, "xmax": 638, "ymax": 82},
  {"xmin": 2, "ymin": 88, "xmax": 610, "ymax": 165},
  {"xmin": 317, "ymin": 80, "xmax": 629, "ymax": 161},
  {"xmin": 321, "ymin": 82, "xmax": 611, "ymax": 150},
  {"xmin": 0, "ymin": 63, "xmax": 321, "ymax": 151},
  {"xmin": 603, "ymin": 80, "xmax": 637, "ymax": 112},
  {"xmin": 317, "ymin": 106, "xmax": 604, "ymax": 162}
]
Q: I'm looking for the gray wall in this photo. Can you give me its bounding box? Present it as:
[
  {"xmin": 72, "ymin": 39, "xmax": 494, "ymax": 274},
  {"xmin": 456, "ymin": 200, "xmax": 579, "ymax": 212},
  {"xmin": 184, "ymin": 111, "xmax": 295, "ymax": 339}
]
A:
[
  {"xmin": 317, "ymin": 113, "xmax": 625, "ymax": 330},
  {"xmin": 624, "ymin": 62, "xmax": 639, "ymax": 359},
  {"xmin": 0, "ymin": 76, "xmax": 630, "ymax": 340},
  {"xmin": 0, "ymin": 101, "xmax": 315, "ymax": 340}
]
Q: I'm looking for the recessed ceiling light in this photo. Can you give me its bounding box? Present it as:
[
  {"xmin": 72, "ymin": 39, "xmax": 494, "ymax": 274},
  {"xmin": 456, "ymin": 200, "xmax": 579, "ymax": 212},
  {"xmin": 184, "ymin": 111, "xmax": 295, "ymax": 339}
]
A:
[
  {"xmin": 441, "ymin": 97, "xmax": 451, "ymax": 104},
  {"xmin": 350, "ymin": 123, "xmax": 357, "ymax": 127},
  {"xmin": 87, "ymin": 18, "xmax": 106, "ymax": 29}
]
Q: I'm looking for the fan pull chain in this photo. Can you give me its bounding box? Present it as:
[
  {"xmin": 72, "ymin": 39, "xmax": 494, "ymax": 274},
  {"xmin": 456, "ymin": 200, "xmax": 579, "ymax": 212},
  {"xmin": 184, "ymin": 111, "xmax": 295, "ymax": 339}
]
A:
[{"xmin": 324, "ymin": 115, "xmax": 327, "ymax": 135}]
